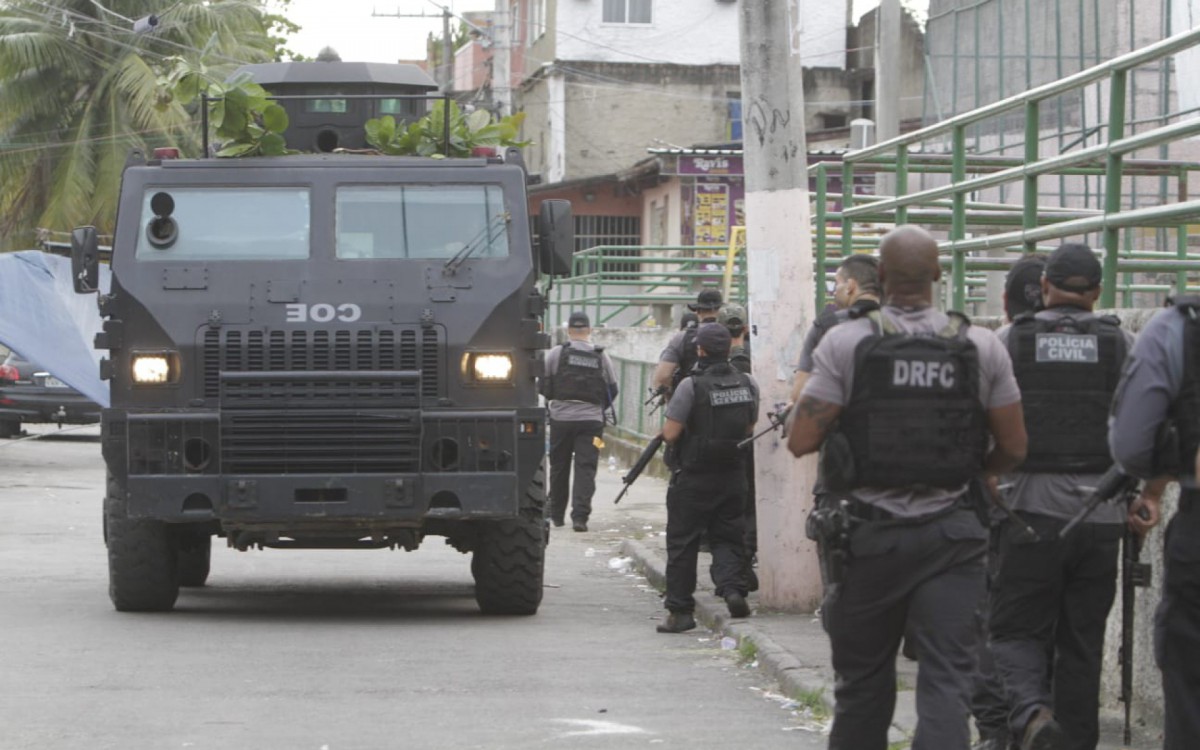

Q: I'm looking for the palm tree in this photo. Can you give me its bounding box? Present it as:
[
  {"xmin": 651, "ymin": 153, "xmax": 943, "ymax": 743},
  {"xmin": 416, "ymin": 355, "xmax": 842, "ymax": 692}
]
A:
[{"xmin": 0, "ymin": 1, "xmax": 279, "ymax": 249}]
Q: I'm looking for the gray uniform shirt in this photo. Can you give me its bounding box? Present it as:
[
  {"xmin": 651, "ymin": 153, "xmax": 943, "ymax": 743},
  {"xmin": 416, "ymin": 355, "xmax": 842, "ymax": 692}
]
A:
[
  {"xmin": 797, "ymin": 309, "xmax": 851, "ymax": 374},
  {"xmin": 665, "ymin": 366, "xmax": 761, "ymax": 426},
  {"xmin": 659, "ymin": 328, "xmax": 691, "ymax": 365},
  {"xmin": 803, "ymin": 305, "xmax": 1022, "ymax": 518},
  {"xmin": 543, "ymin": 339, "xmax": 618, "ymax": 423},
  {"xmin": 1109, "ymin": 306, "xmax": 1187, "ymax": 479},
  {"xmin": 997, "ymin": 308, "xmax": 1136, "ymax": 525}
]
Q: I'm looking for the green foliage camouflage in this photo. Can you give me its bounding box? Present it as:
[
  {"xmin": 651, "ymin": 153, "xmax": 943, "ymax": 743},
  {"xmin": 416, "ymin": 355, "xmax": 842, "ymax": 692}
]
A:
[{"xmin": 365, "ymin": 100, "xmax": 529, "ymax": 158}]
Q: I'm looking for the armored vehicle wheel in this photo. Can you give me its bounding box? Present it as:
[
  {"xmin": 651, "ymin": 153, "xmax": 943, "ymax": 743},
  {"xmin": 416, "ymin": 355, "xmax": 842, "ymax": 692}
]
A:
[
  {"xmin": 472, "ymin": 465, "xmax": 547, "ymax": 615},
  {"xmin": 174, "ymin": 528, "xmax": 212, "ymax": 588},
  {"xmin": 0, "ymin": 418, "xmax": 19, "ymax": 438},
  {"xmin": 105, "ymin": 476, "xmax": 179, "ymax": 612}
]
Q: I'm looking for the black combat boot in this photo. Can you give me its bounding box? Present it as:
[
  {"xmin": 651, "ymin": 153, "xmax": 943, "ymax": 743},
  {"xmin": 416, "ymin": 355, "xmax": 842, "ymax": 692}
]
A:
[{"xmin": 656, "ymin": 612, "xmax": 697, "ymax": 633}]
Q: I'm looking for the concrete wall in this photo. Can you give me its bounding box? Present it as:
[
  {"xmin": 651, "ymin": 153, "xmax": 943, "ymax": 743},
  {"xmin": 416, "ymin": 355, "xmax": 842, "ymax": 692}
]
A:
[
  {"xmin": 558, "ymin": 62, "xmax": 743, "ymax": 181},
  {"xmin": 589, "ymin": 306, "xmax": 1174, "ymax": 728},
  {"xmin": 849, "ymin": 6, "xmax": 927, "ymax": 123}
]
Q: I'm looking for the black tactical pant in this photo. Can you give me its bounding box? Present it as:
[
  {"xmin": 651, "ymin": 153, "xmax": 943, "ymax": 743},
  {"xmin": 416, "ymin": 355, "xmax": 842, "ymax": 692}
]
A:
[
  {"xmin": 664, "ymin": 469, "xmax": 747, "ymax": 613},
  {"xmin": 989, "ymin": 513, "xmax": 1120, "ymax": 750},
  {"xmin": 548, "ymin": 419, "xmax": 603, "ymax": 525},
  {"xmin": 971, "ymin": 523, "xmax": 1011, "ymax": 743},
  {"xmin": 1156, "ymin": 497, "xmax": 1200, "ymax": 750},
  {"xmin": 823, "ymin": 506, "xmax": 986, "ymax": 750}
]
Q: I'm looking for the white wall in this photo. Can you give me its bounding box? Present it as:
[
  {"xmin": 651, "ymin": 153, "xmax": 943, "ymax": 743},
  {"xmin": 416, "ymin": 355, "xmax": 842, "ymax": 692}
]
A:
[{"xmin": 555, "ymin": 0, "xmax": 847, "ymax": 69}]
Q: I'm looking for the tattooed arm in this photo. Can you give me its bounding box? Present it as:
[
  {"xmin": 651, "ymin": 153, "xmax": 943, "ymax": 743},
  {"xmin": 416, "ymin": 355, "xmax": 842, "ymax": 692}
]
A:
[{"xmin": 786, "ymin": 396, "xmax": 843, "ymax": 458}]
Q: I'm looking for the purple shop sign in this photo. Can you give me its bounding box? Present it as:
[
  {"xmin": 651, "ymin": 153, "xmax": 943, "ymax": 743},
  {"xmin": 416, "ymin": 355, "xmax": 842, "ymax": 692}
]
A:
[{"xmin": 677, "ymin": 155, "xmax": 744, "ymax": 176}]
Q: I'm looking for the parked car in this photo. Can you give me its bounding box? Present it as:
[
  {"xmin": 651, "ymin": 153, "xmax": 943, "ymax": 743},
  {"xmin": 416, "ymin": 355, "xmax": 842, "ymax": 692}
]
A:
[{"xmin": 0, "ymin": 352, "xmax": 101, "ymax": 437}]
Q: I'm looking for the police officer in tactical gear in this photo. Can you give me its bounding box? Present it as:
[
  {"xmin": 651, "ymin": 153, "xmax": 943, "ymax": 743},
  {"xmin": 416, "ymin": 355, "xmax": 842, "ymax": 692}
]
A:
[
  {"xmin": 720, "ymin": 303, "xmax": 758, "ymax": 589},
  {"xmin": 971, "ymin": 252, "xmax": 1048, "ymax": 750},
  {"xmin": 789, "ymin": 253, "xmax": 881, "ymax": 405},
  {"xmin": 988, "ymin": 243, "xmax": 1147, "ymax": 750},
  {"xmin": 541, "ymin": 311, "xmax": 618, "ymax": 532},
  {"xmin": 653, "ymin": 288, "xmax": 724, "ymax": 397},
  {"xmin": 657, "ymin": 322, "xmax": 759, "ymax": 634},
  {"xmin": 1107, "ymin": 291, "xmax": 1200, "ymax": 749},
  {"xmin": 787, "ymin": 225, "xmax": 1028, "ymax": 750}
]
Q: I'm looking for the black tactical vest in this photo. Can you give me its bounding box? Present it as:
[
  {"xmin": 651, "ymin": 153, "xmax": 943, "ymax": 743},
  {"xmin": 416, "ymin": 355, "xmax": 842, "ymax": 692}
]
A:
[
  {"xmin": 825, "ymin": 312, "xmax": 987, "ymax": 490},
  {"xmin": 1171, "ymin": 297, "xmax": 1200, "ymax": 471},
  {"xmin": 550, "ymin": 344, "xmax": 608, "ymax": 405},
  {"xmin": 671, "ymin": 326, "xmax": 700, "ymax": 390},
  {"xmin": 1007, "ymin": 309, "xmax": 1126, "ymax": 473},
  {"xmin": 679, "ymin": 362, "xmax": 756, "ymax": 472}
]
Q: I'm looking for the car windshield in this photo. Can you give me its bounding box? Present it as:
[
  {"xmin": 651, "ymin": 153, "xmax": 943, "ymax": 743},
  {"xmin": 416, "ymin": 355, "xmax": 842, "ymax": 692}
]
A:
[
  {"xmin": 335, "ymin": 185, "xmax": 510, "ymax": 260},
  {"xmin": 135, "ymin": 187, "xmax": 311, "ymax": 260}
]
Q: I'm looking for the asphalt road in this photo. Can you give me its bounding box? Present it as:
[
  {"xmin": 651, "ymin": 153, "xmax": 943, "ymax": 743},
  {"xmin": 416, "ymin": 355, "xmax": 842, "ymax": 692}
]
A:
[{"xmin": 0, "ymin": 425, "xmax": 826, "ymax": 750}]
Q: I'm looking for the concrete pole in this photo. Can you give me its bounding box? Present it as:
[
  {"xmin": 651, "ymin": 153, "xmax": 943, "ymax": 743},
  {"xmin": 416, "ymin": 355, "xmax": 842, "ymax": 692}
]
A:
[
  {"xmin": 875, "ymin": 0, "xmax": 902, "ymax": 198},
  {"xmin": 739, "ymin": 0, "xmax": 820, "ymax": 611},
  {"xmin": 493, "ymin": 0, "xmax": 512, "ymax": 116}
]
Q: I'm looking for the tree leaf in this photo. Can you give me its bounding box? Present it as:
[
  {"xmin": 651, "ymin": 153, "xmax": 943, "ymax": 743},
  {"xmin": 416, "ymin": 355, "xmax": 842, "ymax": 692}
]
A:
[
  {"xmin": 260, "ymin": 133, "xmax": 287, "ymax": 156},
  {"xmin": 216, "ymin": 142, "xmax": 257, "ymax": 158},
  {"xmin": 466, "ymin": 108, "xmax": 492, "ymax": 133},
  {"xmin": 262, "ymin": 103, "xmax": 288, "ymax": 134}
]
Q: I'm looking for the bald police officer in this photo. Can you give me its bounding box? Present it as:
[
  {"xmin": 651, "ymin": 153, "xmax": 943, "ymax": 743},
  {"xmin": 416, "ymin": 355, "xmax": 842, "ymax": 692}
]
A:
[
  {"xmin": 988, "ymin": 244, "xmax": 1141, "ymax": 750},
  {"xmin": 657, "ymin": 322, "xmax": 759, "ymax": 633},
  {"xmin": 788, "ymin": 225, "xmax": 1027, "ymax": 750},
  {"xmin": 1107, "ymin": 292, "xmax": 1200, "ymax": 750}
]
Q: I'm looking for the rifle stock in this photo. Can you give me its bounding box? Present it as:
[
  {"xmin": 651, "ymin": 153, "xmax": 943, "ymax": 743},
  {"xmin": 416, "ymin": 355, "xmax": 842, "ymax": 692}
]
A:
[
  {"xmin": 1120, "ymin": 510, "xmax": 1153, "ymax": 744},
  {"xmin": 614, "ymin": 435, "xmax": 664, "ymax": 504}
]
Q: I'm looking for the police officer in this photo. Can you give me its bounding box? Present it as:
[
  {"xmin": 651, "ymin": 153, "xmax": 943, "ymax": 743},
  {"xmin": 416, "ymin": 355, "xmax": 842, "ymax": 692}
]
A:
[
  {"xmin": 719, "ymin": 303, "xmax": 758, "ymax": 589},
  {"xmin": 652, "ymin": 288, "xmax": 723, "ymax": 397},
  {"xmin": 787, "ymin": 225, "xmax": 1027, "ymax": 750},
  {"xmin": 971, "ymin": 252, "xmax": 1047, "ymax": 750},
  {"xmin": 541, "ymin": 311, "xmax": 618, "ymax": 532},
  {"xmin": 789, "ymin": 253, "xmax": 881, "ymax": 405},
  {"xmin": 987, "ymin": 244, "xmax": 1141, "ymax": 750},
  {"xmin": 1107, "ymin": 291, "xmax": 1200, "ymax": 749},
  {"xmin": 657, "ymin": 322, "xmax": 759, "ymax": 633}
]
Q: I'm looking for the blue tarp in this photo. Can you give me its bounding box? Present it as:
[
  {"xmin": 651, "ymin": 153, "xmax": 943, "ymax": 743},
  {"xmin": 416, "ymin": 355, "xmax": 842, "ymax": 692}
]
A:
[{"xmin": 0, "ymin": 251, "xmax": 111, "ymax": 407}]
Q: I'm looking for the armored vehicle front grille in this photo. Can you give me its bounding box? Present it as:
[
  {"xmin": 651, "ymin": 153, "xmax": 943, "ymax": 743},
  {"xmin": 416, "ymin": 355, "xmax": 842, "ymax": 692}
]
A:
[
  {"xmin": 221, "ymin": 409, "xmax": 420, "ymax": 474},
  {"xmin": 202, "ymin": 327, "xmax": 443, "ymax": 401}
]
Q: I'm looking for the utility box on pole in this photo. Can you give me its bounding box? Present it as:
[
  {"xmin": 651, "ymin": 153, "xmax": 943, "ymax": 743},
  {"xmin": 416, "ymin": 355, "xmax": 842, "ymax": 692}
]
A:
[{"xmin": 738, "ymin": 0, "xmax": 822, "ymax": 610}]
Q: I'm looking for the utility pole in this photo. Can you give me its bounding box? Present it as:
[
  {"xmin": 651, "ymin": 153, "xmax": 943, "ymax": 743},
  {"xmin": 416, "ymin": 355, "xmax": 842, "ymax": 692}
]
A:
[
  {"xmin": 492, "ymin": 0, "xmax": 512, "ymax": 116},
  {"xmin": 372, "ymin": 5, "xmax": 456, "ymax": 91},
  {"xmin": 739, "ymin": 0, "xmax": 820, "ymax": 610},
  {"xmin": 875, "ymin": 0, "xmax": 902, "ymax": 196}
]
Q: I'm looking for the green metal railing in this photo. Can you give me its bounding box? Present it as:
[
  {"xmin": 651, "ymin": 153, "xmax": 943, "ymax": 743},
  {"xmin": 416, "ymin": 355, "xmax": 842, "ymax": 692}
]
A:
[
  {"xmin": 548, "ymin": 245, "xmax": 748, "ymax": 329},
  {"xmin": 818, "ymin": 25, "xmax": 1200, "ymax": 311},
  {"xmin": 606, "ymin": 353, "xmax": 665, "ymax": 443}
]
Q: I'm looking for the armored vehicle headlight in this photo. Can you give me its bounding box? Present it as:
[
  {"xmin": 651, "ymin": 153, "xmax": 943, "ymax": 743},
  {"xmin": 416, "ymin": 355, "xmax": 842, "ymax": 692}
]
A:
[
  {"xmin": 131, "ymin": 354, "xmax": 174, "ymax": 384},
  {"xmin": 471, "ymin": 353, "xmax": 513, "ymax": 383}
]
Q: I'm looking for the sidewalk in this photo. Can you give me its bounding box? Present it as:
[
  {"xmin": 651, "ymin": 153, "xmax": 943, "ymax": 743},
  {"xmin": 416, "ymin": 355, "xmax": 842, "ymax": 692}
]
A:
[{"xmin": 581, "ymin": 457, "xmax": 1161, "ymax": 750}]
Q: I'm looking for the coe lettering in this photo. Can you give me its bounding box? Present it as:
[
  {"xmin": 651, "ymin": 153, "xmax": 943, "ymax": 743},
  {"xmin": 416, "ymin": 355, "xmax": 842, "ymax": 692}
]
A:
[
  {"xmin": 892, "ymin": 359, "xmax": 956, "ymax": 389},
  {"xmin": 284, "ymin": 303, "xmax": 363, "ymax": 323}
]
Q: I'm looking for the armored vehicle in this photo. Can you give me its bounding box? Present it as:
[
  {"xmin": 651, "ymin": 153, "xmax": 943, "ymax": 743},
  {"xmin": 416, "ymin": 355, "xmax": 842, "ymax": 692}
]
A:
[{"xmin": 71, "ymin": 68, "xmax": 574, "ymax": 614}]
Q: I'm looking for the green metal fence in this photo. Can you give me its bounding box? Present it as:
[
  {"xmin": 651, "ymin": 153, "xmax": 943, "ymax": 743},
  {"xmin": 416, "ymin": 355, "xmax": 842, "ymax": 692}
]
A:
[
  {"xmin": 548, "ymin": 245, "xmax": 748, "ymax": 330},
  {"xmin": 607, "ymin": 353, "xmax": 665, "ymax": 443},
  {"xmin": 821, "ymin": 25, "xmax": 1200, "ymax": 311}
]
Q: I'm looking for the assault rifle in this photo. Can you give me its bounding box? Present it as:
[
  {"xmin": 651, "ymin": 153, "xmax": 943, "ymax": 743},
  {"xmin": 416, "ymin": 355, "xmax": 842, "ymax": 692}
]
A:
[
  {"xmin": 645, "ymin": 385, "xmax": 669, "ymax": 416},
  {"xmin": 1058, "ymin": 465, "xmax": 1141, "ymax": 539},
  {"xmin": 1059, "ymin": 465, "xmax": 1150, "ymax": 744},
  {"xmin": 737, "ymin": 403, "xmax": 791, "ymax": 450},
  {"xmin": 613, "ymin": 435, "xmax": 664, "ymax": 505}
]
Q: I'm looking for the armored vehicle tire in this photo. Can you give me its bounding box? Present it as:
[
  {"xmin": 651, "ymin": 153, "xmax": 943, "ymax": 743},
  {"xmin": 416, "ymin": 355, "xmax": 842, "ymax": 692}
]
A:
[
  {"xmin": 174, "ymin": 528, "xmax": 212, "ymax": 588},
  {"xmin": 0, "ymin": 419, "xmax": 19, "ymax": 438},
  {"xmin": 105, "ymin": 478, "xmax": 179, "ymax": 612},
  {"xmin": 471, "ymin": 465, "xmax": 547, "ymax": 615}
]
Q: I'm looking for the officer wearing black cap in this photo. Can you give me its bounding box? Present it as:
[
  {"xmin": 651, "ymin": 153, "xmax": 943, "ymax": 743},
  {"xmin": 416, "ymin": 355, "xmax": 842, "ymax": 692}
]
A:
[
  {"xmin": 540, "ymin": 311, "xmax": 618, "ymax": 532},
  {"xmin": 787, "ymin": 225, "xmax": 1027, "ymax": 749},
  {"xmin": 652, "ymin": 288, "xmax": 724, "ymax": 396},
  {"xmin": 656, "ymin": 322, "xmax": 759, "ymax": 633},
  {"xmin": 1107, "ymin": 287, "xmax": 1200, "ymax": 749},
  {"xmin": 988, "ymin": 243, "xmax": 1148, "ymax": 750},
  {"xmin": 719, "ymin": 302, "xmax": 758, "ymax": 589},
  {"xmin": 971, "ymin": 253, "xmax": 1047, "ymax": 750}
]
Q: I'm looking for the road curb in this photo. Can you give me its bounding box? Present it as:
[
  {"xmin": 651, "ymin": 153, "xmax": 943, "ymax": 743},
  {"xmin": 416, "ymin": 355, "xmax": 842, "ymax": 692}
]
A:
[{"xmin": 619, "ymin": 538, "xmax": 836, "ymax": 716}]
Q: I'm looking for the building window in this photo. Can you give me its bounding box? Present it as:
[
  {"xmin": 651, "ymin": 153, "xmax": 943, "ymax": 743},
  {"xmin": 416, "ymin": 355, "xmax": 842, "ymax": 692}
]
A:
[
  {"xmin": 603, "ymin": 0, "xmax": 652, "ymax": 24},
  {"xmin": 529, "ymin": 0, "xmax": 546, "ymax": 44},
  {"xmin": 574, "ymin": 215, "xmax": 642, "ymax": 274},
  {"xmin": 819, "ymin": 113, "xmax": 847, "ymax": 130}
]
